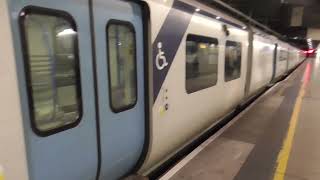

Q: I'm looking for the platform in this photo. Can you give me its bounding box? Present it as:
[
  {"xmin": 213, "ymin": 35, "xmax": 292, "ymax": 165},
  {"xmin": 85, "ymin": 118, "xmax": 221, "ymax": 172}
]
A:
[{"xmin": 159, "ymin": 57, "xmax": 320, "ymax": 180}]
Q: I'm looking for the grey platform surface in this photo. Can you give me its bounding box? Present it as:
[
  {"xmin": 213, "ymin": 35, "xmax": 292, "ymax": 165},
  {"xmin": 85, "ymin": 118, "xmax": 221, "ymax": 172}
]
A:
[{"xmin": 163, "ymin": 58, "xmax": 320, "ymax": 180}]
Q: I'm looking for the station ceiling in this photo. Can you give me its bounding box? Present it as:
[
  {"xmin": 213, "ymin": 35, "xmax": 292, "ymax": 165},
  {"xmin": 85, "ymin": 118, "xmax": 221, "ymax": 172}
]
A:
[
  {"xmin": 220, "ymin": 0, "xmax": 320, "ymax": 28},
  {"xmin": 201, "ymin": 0, "xmax": 320, "ymax": 49}
]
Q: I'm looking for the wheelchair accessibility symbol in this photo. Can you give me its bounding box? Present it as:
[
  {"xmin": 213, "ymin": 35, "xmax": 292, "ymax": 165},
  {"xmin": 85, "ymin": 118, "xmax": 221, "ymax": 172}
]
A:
[{"xmin": 156, "ymin": 42, "xmax": 168, "ymax": 70}]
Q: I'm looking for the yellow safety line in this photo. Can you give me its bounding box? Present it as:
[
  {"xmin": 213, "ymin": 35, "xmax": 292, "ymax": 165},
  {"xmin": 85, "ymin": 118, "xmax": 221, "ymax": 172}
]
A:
[
  {"xmin": 273, "ymin": 64, "xmax": 309, "ymax": 180},
  {"xmin": 0, "ymin": 166, "xmax": 3, "ymax": 180}
]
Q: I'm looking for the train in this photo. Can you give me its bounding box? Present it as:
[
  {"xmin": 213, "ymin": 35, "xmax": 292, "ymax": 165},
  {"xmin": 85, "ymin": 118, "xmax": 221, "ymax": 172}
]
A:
[{"xmin": 0, "ymin": 0, "xmax": 305, "ymax": 180}]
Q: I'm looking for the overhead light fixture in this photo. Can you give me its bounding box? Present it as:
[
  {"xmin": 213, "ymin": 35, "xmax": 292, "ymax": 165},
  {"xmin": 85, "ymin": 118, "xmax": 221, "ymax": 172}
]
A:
[
  {"xmin": 195, "ymin": 8, "xmax": 201, "ymax": 12},
  {"xmin": 216, "ymin": 16, "xmax": 221, "ymax": 20},
  {"xmin": 242, "ymin": 26, "xmax": 247, "ymax": 29}
]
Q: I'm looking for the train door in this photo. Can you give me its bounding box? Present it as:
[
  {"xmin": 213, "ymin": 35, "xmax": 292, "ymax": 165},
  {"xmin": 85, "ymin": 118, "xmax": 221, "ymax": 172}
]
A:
[
  {"xmin": 10, "ymin": 0, "xmax": 98, "ymax": 180},
  {"xmin": 271, "ymin": 43, "xmax": 278, "ymax": 81},
  {"xmin": 91, "ymin": 0, "xmax": 146, "ymax": 179}
]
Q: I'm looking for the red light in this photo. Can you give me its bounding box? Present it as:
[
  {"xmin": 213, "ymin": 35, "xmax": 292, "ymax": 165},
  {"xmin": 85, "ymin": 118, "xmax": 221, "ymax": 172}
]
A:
[{"xmin": 308, "ymin": 49, "xmax": 315, "ymax": 53}]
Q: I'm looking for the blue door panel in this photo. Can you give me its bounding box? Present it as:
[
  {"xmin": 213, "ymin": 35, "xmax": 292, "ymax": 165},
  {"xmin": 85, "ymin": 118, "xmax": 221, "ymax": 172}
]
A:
[
  {"xmin": 92, "ymin": 0, "xmax": 146, "ymax": 179},
  {"xmin": 8, "ymin": 0, "xmax": 98, "ymax": 180}
]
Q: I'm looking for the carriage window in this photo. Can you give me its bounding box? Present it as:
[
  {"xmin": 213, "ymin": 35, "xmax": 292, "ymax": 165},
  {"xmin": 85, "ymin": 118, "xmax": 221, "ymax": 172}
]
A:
[
  {"xmin": 225, "ymin": 41, "xmax": 242, "ymax": 81},
  {"xmin": 186, "ymin": 34, "xmax": 219, "ymax": 93},
  {"xmin": 21, "ymin": 11, "xmax": 81, "ymax": 133},
  {"xmin": 107, "ymin": 22, "xmax": 137, "ymax": 112}
]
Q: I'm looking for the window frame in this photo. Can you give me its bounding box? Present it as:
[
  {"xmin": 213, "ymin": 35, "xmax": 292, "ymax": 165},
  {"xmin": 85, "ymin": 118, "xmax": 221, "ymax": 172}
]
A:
[
  {"xmin": 185, "ymin": 34, "xmax": 219, "ymax": 94},
  {"xmin": 19, "ymin": 6, "xmax": 83, "ymax": 137},
  {"xmin": 224, "ymin": 40, "xmax": 242, "ymax": 82},
  {"xmin": 106, "ymin": 19, "xmax": 138, "ymax": 113}
]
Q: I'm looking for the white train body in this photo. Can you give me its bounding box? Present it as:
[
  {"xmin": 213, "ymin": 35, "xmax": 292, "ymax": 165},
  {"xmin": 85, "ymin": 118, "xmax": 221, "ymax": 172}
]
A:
[
  {"xmin": 0, "ymin": 0, "xmax": 304, "ymax": 179},
  {"xmin": 140, "ymin": 0, "xmax": 303, "ymax": 174}
]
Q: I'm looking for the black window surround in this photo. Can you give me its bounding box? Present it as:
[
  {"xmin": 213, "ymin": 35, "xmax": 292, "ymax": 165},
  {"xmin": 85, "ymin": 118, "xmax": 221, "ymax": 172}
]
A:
[
  {"xmin": 224, "ymin": 40, "xmax": 242, "ymax": 82},
  {"xmin": 106, "ymin": 20, "xmax": 138, "ymax": 113},
  {"xmin": 19, "ymin": 6, "xmax": 83, "ymax": 137},
  {"xmin": 186, "ymin": 34, "xmax": 219, "ymax": 94}
]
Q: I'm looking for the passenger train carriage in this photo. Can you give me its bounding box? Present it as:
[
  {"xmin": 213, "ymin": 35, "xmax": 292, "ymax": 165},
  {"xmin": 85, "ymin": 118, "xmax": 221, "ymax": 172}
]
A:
[{"xmin": 0, "ymin": 0, "xmax": 304, "ymax": 180}]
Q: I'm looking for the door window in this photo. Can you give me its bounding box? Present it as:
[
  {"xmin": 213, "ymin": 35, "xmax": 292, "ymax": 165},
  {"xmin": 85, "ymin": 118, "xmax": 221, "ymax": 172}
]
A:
[
  {"xmin": 107, "ymin": 21, "xmax": 137, "ymax": 112},
  {"xmin": 279, "ymin": 49, "xmax": 288, "ymax": 61},
  {"xmin": 20, "ymin": 9, "xmax": 82, "ymax": 134},
  {"xmin": 225, "ymin": 41, "xmax": 242, "ymax": 81}
]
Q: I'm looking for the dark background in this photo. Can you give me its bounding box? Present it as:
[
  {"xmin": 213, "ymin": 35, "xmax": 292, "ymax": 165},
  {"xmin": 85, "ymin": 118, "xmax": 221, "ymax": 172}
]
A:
[{"xmin": 200, "ymin": 0, "xmax": 320, "ymax": 49}]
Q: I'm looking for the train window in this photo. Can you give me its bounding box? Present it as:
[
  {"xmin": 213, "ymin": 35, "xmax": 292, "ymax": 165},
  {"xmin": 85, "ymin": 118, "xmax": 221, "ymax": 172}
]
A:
[
  {"xmin": 107, "ymin": 21, "xmax": 137, "ymax": 112},
  {"xmin": 20, "ymin": 10, "xmax": 82, "ymax": 134},
  {"xmin": 225, "ymin": 41, "xmax": 242, "ymax": 82},
  {"xmin": 186, "ymin": 34, "xmax": 219, "ymax": 93}
]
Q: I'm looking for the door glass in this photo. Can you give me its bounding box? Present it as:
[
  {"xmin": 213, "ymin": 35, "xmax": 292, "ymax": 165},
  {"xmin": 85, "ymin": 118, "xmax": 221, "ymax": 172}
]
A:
[
  {"xmin": 279, "ymin": 49, "xmax": 288, "ymax": 61},
  {"xmin": 107, "ymin": 21, "xmax": 137, "ymax": 112},
  {"xmin": 21, "ymin": 12, "xmax": 81, "ymax": 133},
  {"xmin": 225, "ymin": 40, "xmax": 242, "ymax": 81}
]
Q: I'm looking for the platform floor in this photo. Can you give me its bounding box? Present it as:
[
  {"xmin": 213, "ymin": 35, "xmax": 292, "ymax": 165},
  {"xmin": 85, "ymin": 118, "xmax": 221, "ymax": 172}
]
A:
[{"xmin": 159, "ymin": 57, "xmax": 320, "ymax": 180}]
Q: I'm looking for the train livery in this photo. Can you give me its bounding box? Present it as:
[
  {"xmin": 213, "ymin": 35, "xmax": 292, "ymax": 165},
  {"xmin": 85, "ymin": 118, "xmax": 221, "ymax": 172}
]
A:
[{"xmin": 0, "ymin": 0, "xmax": 304, "ymax": 180}]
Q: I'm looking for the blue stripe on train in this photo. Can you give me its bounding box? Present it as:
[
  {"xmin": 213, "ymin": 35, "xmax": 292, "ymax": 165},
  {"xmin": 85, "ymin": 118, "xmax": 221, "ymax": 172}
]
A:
[{"xmin": 152, "ymin": 0, "xmax": 194, "ymax": 102}]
